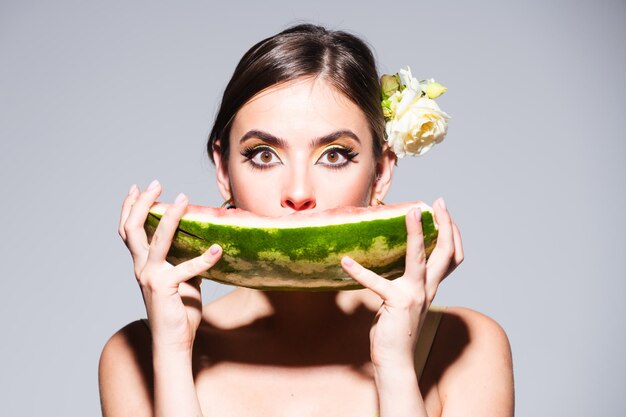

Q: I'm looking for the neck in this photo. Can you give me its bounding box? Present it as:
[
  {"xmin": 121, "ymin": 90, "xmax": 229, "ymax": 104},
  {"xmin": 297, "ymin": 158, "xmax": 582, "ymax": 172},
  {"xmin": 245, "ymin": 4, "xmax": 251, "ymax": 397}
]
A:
[
  {"xmin": 235, "ymin": 288, "xmax": 378, "ymax": 335},
  {"xmin": 266, "ymin": 290, "xmax": 340, "ymax": 317},
  {"xmin": 213, "ymin": 288, "xmax": 378, "ymax": 366}
]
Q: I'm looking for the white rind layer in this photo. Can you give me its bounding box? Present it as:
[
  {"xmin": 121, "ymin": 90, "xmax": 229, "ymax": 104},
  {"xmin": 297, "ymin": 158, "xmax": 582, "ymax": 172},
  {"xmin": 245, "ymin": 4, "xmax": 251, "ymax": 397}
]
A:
[{"xmin": 149, "ymin": 201, "xmax": 433, "ymax": 229}]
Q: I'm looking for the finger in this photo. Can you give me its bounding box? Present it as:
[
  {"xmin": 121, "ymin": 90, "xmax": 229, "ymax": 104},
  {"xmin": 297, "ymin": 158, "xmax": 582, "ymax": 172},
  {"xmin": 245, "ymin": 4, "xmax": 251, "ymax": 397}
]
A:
[
  {"xmin": 444, "ymin": 222, "xmax": 464, "ymax": 276},
  {"xmin": 341, "ymin": 256, "xmax": 395, "ymax": 301},
  {"xmin": 178, "ymin": 276, "xmax": 203, "ymax": 309},
  {"xmin": 167, "ymin": 244, "xmax": 223, "ymax": 286},
  {"xmin": 124, "ymin": 180, "xmax": 162, "ymax": 259},
  {"xmin": 178, "ymin": 276, "xmax": 202, "ymax": 300},
  {"xmin": 119, "ymin": 184, "xmax": 139, "ymax": 240},
  {"xmin": 404, "ymin": 207, "xmax": 426, "ymax": 280},
  {"xmin": 146, "ymin": 193, "xmax": 188, "ymax": 265},
  {"xmin": 452, "ymin": 222, "xmax": 464, "ymax": 265},
  {"xmin": 426, "ymin": 198, "xmax": 456, "ymax": 285}
]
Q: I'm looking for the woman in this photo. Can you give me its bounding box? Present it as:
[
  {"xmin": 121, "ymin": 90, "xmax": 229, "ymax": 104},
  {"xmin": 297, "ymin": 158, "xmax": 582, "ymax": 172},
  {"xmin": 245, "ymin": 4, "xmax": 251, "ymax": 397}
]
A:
[{"xmin": 99, "ymin": 24, "xmax": 514, "ymax": 417}]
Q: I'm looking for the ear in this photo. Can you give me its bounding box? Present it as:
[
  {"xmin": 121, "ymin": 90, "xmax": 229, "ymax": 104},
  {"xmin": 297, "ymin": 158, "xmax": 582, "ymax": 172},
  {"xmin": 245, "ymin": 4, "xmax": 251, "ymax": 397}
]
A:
[
  {"xmin": 212, "ymin": 139, "xmax": 232, "ymax": 201},
  {"xmin": 370, "ymin": 146, "xmax": 396, "ymax": 205}
]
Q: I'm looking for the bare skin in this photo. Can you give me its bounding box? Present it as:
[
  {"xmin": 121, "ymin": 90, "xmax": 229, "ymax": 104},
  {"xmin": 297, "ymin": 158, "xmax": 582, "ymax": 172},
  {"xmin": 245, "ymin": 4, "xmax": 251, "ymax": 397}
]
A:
[
  {"xmin": 100, "ymin": 293, "xmax": 512, "ymax": 417},
  {"xmin": 99, "ymin": 77, "xmax": 514, "ymax": 417}
]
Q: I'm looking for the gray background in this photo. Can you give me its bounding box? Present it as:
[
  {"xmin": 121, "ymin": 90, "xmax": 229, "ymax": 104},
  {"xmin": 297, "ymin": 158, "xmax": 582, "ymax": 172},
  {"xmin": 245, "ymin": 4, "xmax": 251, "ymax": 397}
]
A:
[{"xmin": 1, "ymin": 0, "xmax": 624, "ymax": 415}]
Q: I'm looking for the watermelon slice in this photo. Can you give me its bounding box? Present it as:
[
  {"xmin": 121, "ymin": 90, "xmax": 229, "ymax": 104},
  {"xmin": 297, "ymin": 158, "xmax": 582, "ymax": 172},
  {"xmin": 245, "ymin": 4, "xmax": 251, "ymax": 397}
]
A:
[{"xmin": 144, "ymin": 202, "xmax": 437, "ymax": 291}]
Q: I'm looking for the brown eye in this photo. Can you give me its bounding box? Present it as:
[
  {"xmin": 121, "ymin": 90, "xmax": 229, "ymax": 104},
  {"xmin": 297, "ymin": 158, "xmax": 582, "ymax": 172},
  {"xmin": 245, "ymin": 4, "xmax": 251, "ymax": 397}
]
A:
[
  {"xmin": 248, "ymin": 147, "xmax": 281, "ymax": 167},
  {"xmin": 260, "ymin": 150, "xmax": 273, "ymax": 163},
  {"xmin": 317, "ymin": 147, "xmax": 349, "ymax": 167}
]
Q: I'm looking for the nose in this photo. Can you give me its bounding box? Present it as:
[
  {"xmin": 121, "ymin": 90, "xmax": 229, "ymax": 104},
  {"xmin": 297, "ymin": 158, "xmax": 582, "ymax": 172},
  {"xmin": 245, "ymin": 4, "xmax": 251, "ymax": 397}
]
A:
[{"xmin": 280, "ymin": 165, "xmax": 316, "ymax": 211}]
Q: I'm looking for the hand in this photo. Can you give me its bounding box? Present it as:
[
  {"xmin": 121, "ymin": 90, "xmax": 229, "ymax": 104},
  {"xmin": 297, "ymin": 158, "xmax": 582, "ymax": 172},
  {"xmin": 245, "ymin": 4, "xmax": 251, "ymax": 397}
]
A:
[
  {"xmin": 341, "ymin": 198, "xmax": 464, "ymax": 369},
  {"xmin": 118, "ymin": 180, "xmax": 223, "ymax": 354}
]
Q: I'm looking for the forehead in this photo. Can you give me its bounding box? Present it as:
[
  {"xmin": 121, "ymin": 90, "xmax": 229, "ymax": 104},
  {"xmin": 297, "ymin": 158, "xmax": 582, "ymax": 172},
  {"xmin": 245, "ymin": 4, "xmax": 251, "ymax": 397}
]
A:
[{"xmin": 230, "ymin": 77, "xmax": 371, "ymax": 145}]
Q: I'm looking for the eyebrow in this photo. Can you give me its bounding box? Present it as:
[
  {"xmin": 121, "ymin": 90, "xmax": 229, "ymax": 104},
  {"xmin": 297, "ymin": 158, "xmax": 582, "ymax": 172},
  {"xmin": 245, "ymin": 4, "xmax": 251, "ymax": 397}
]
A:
[{"xmin": 238, "ymin": 129, "xmax": 361, "ymax": 149}]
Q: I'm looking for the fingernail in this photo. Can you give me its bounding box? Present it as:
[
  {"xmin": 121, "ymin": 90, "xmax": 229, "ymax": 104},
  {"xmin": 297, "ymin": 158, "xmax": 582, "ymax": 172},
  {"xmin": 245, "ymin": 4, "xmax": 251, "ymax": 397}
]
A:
[
  {"xmin": 174, "ymin": 192, "xmax": 186, "ymax": 205},
  {"xmin": 209, "ymin": 244, "xmax": 221, "ymax": 255},
  {"xmin": 128, "ymin": 184, "xmax": 138, "ymax": 196},
  {"xmin": 438, "ymin": 198, "xmax": 447, "ymax": 211},
  {"xmin": 342, "ymin": 256, "xmax": 354, "ymax": 267},
  {"xmin": 147, "ymin": 179, "xmax": 160, "ymax": 190},
  {"xmin": 414, "ymin": 207, "xmax": 422, "ymax": 221}
]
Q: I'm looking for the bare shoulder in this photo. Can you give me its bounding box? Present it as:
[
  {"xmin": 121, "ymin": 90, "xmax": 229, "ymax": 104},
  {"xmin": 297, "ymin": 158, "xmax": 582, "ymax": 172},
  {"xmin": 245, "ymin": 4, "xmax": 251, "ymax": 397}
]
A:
[
  {"xmin": 98, "ymin": 320, "xmax": 153, "ymax": 417},
  {"xmin": 437, "ymin": 306, "xmax": 511, "ymax": 353},
  {"xmin": 427, "ymin": 306, "xmax": 514, "ymax": 416}
]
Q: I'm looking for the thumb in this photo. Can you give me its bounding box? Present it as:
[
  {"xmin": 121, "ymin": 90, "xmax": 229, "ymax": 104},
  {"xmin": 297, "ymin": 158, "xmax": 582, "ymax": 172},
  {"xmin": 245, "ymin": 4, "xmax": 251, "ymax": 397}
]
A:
[{"xmin": 167, "ymin": 244, "xmax": 222, "ymax": 287}]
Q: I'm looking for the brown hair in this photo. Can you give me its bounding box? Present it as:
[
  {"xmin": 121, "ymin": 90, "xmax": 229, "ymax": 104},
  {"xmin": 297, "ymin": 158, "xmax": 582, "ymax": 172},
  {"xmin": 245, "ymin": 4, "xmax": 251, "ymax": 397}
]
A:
[{"xmin": 206, "ymin": 23, "xmax": 385, "ymax": 164}]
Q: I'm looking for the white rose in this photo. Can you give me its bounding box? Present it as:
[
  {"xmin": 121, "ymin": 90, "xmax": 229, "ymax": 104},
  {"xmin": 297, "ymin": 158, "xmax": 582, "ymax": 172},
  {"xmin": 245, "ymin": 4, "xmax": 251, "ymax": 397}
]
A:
[
  {"xmin": 385, "ymin": 97, "xmax": 450, "ymax": 158},
  {"xmin": 399, "ymin": 66, "xmax": 421, "ymax": 92}
]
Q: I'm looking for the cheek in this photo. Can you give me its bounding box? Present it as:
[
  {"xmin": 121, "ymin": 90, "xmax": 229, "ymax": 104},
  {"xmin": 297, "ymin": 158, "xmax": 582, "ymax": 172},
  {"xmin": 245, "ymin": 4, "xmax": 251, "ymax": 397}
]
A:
[
  {"xmin": 314, "ymin": 168, "xmax": 374, "ymax": 207},
  {"xmin": 229, "ymin": 168, "xmax": 283, "ymax": 213}
]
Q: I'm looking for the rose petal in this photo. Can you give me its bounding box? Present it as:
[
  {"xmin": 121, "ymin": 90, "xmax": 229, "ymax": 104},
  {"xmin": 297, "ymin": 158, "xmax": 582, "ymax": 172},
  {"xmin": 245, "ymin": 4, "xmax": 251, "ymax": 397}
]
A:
[{"xmin": 395, "ymin": 88, "xmax": 419, "ymax": 119}]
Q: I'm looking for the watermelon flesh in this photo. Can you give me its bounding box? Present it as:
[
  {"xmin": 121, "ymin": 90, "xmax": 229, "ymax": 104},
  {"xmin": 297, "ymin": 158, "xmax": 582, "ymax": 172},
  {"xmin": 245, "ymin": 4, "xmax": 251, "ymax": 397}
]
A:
[{"xmin": 144, "ymin": 202, "xmax": 438, "ymax": 291}]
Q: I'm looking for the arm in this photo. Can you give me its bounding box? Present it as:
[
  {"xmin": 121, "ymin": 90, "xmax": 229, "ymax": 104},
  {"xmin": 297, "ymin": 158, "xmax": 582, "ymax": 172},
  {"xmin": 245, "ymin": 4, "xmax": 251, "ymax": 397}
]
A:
[
  {"xmin": 99, "ymin": 182, "xmax": 222, "ymax": 417},
  {"xmin": 99, "ymin": 321, "xmax": 153, "ymax": 417},
  {"xmin": 437, "ymin": 308, "xmax": 514, "ymax": 417},
  {"xmin": 347, "ymin": 196, "xmax": 514, "ymax": 416},
  {"xmin": 341, "ymin": 198, "xmax": 464, "ymax": 416},
  {"xmin": 98, "ymin": 321, "xmax": 207, "ymax": 417},
  {"xmin": 372, "ymin": 309, "xmax": 514, "ymax": 417}
]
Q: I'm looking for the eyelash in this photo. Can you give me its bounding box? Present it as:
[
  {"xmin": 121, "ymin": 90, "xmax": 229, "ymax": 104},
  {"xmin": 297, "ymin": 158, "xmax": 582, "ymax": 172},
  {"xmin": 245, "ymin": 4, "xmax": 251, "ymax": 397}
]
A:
[
  {"xmin": 240, "ymin": 145, "xmax": 359, "ymax": 171},
  {"xmin": 318, "ymin": 146, "xmax": 358, "ymax": 169},
  {"xmin": 240, "ymin": 146, "xmax": 280, "ymax": 171}
]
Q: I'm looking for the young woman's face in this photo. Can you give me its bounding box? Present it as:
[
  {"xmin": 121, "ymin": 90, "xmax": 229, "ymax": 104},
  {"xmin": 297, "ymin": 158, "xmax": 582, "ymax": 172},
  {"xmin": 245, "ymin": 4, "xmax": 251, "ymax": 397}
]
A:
[{"xmin": 215, "ymin": 77, "xmax": 393, "ymax": 217}]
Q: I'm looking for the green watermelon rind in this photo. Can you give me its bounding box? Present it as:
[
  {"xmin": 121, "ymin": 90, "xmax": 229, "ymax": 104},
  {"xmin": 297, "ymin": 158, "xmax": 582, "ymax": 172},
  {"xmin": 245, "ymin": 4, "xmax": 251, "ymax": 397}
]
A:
[{"xmin": 144, "ymin": 209, "xmax": 437, "ymax": 291}]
